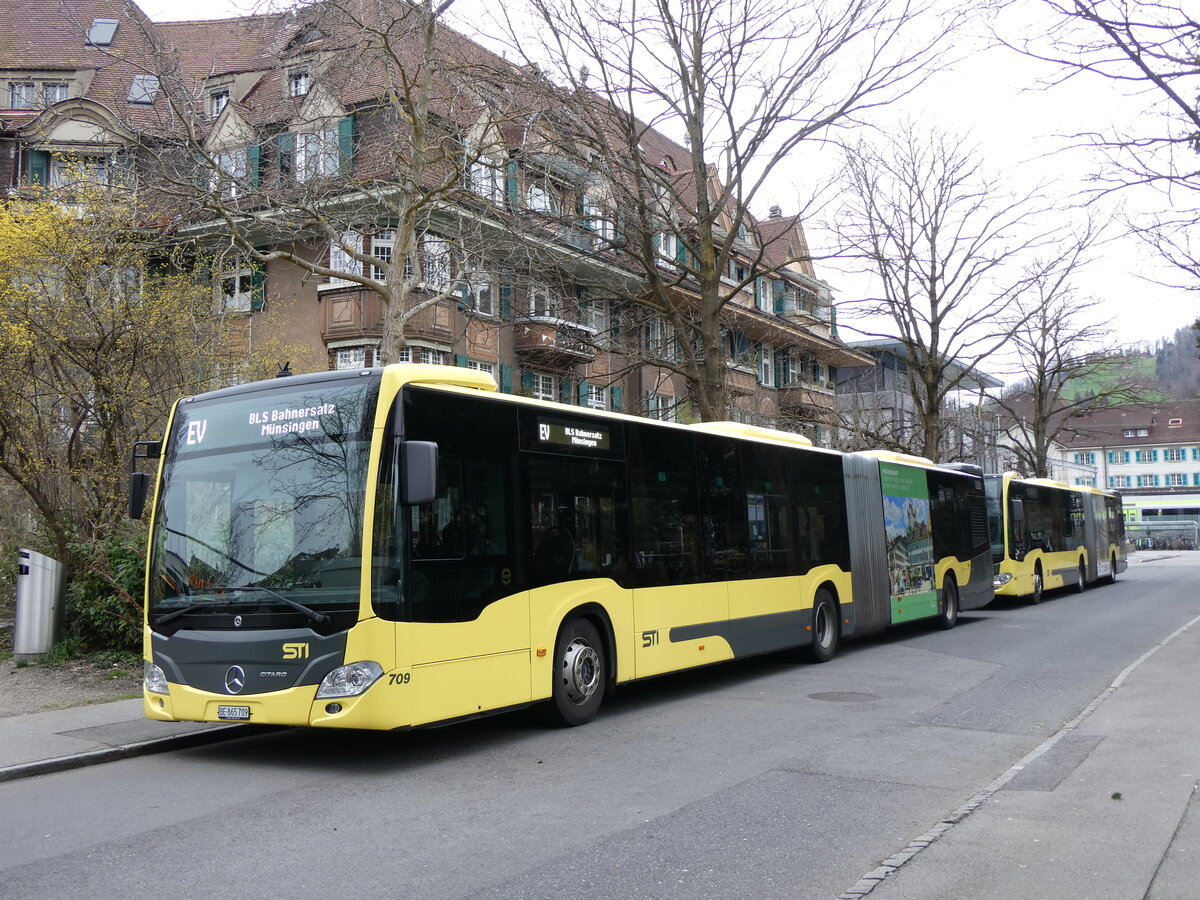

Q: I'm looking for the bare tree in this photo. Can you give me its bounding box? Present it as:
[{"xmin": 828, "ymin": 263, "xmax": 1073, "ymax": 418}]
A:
[
  {"xmin": 830, "ymin": 123, "xmax": 1055, "ymax": 461},
  {"xmin": 989, "ymin": 223, "xmax": 1154, "ymax": 476},
  {"xmin": 502, "ymin": 0, "xmax": 957, "ymax": 420},
  {"xmin": 1003, "ymin": 1, "xmax": 1200, "ymax": 295},
  {"xmin": 129, "ymin": 0, "xmax": 543, "ymax": 365}
]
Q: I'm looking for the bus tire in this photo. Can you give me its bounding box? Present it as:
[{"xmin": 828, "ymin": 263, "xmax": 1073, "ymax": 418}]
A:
[
  {"xmin": 1030, "ymin": 565, "xmax": 1044, "ymax": 605},
  {"xmin": 937, "ymin": 577, "xmax": 959, "ymax": 630},
  {"xmin": 1074, "ymin": 559, "xmax": 1086, "ymax": 594},
  {"xmin": 1108, "ymin": 553, "xmax": 1119, "ymax": 584},
  {"xmin": 547, "ymin": 617, "xmax": 605, "ymax": 727},
  {"xmin": 807, "ymin": 589, "xmax": 839, "ymax": 663}
]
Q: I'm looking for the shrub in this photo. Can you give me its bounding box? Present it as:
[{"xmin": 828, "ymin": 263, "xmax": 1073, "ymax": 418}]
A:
[{"xmin": 63, "ymin": 525, "xmax": 147, "ymax": 652}]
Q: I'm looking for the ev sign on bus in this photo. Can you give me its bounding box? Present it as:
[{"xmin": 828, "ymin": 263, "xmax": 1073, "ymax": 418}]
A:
[
  {"xmin": 537, "ymin": 419, "xmax": 611, "ymax": 451},
  {"xmin": 172, "ymin": 378, "xmax": 380, "ymax": 455}
]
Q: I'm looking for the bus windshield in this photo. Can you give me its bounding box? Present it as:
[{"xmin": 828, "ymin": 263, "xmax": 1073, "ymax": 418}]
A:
[{"xmin": 147, "ymin": 374, "xmax": 382, "ymax": 625}]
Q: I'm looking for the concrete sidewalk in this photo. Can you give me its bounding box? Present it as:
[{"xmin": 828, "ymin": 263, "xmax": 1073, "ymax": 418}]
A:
[
  {"xmin": 0, "ymin": 698, "xmax": 242, "ymax": 783},
  {"xmin": 841, "ymin": 550, "xmax": 1200, "ymax": 899}
]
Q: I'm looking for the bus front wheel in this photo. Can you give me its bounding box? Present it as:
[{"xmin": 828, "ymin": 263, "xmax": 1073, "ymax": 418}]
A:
[
  {"xmin": 1074, "ymin": 559, "xmax": 1086, "ymax": 594},
  {"xmin": 937, "ymin": 577, "xmax": 959, "ymax": 630},
  {"xmin": 807, "ymin": 589, "xmax": 839, "ymax": 663},
  {"xmin": 1108, "ymin": 553, "xmax": 1119, "ymax": 584},
  {"xmin": 1030, "ymin": 565, "xmax": 1044, "ymax": 605},
  {"xmin": 548, "ymin": 617, "xmax": 605, "ymax": 727}
]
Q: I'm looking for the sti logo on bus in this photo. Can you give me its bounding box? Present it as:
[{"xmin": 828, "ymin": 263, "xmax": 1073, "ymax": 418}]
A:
[
  {"xmin": 186, "ymin": 420, "xmax": 208, "ymax": 445},
  {"xmin": 282, "ymin": 642, "xmax": 310, "ymax": 660}
]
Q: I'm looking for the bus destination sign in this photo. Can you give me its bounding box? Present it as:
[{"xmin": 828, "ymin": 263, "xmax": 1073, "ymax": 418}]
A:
[{"xmin": 537, "ymin": 419, "xmax": 610, "ymax": 451}]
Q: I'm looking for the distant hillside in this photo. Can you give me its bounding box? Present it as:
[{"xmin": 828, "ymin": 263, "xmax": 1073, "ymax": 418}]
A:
[{"xmin": 1152, "ymin": 325, "xmax": 1200, "ymax": 400}]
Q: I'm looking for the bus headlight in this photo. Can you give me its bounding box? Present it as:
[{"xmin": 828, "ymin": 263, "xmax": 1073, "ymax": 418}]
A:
[
  {"xmin": 144, "ymin": 661, "xmax": 170, "ymax": 695},
  {"xmin": 315, "ymin": 661, "xmax": 384, "ymax": 699},
  {"xmin": 993, "ymin": 573, "xmax": 1013, "ymax": 587}
]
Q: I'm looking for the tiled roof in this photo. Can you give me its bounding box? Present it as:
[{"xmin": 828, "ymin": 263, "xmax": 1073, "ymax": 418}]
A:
[{"xmin": 1058, "ymin": 400, "xmax": 1200, "ymax": 447}]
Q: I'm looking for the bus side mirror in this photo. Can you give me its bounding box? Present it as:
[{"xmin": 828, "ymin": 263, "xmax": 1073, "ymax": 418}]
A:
[
  {"xmin": 128, "ymin": 472, "xmax": 152, "ymax": 519},
  {"xmin": 1011, "ymin": 498, "xmax": 1024, "ymax": 523},
  {"xmin": 401, "ymin": 441, "xmax": 439, "ymax": 505}
]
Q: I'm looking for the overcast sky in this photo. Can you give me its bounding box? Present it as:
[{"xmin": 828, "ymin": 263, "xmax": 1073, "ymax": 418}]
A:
[{"xmin": 138, "ymin": 0, "xmax": 1197, "ymax": 355}]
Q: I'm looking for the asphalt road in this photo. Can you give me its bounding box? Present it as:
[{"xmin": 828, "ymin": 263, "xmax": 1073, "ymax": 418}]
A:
[{"xmin": 1, "ymin": 559, "xmax": 1196, "ymax": 899}]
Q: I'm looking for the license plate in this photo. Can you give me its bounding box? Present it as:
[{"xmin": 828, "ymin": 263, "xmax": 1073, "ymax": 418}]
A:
[{"xmin": 217, "ymin": 705, "xmax": 251, "ymax": 721}]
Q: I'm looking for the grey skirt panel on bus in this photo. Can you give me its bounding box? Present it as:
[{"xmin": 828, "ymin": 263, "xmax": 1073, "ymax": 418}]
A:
[{"xmin": 842, "ymin": 453, "xmax": 891, "ymax": 638}]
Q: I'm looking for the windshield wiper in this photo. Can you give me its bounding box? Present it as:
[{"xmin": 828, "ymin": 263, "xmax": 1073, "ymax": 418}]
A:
[
  {"xmin": 154, "ymin": 597, "xmax": 245, "ymax": 627},
  {"xmin": 154, "ymin": 586, "xmax": 331, "ymax": 627},
  {"xmin": 241, "ymin": 584, "xmax": 331, "ymax": 625}
]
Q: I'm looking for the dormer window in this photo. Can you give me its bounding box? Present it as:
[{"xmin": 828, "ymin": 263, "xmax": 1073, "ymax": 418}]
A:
[
  {"xmin": 43, "ymin": 83, "xmax": 69, "ymax": 104},
  {"xmin": 288, "ymin": 25, "xmax": 324, "ymax": 49},
  {"xmin": 288, "ymin": 68, "xmax": 310, "ymax": 97},
  {"xmin": 87, "ymin": 18, "xmax": 118, "ymax": 47},
  {"xmin": 210, "ymin": 89, "xmax": 229, "ymax": 118}
]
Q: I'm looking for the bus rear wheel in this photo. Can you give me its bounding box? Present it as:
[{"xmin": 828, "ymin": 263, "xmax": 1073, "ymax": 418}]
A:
[
  {"xmin": 807, "ymin": 589, "xmax": 839, "ymax": 663},
  {"xmin": 548, "ymin": 617, "xmax": 605, "ymax": 727},
  {"xmin": 937, "ymin": 577, "xmax": 959, "ymax": 630},
  {"xmin": 1030, "ymin": 565, "xmax": 1044, "ymax": 605},
  {"xmin": 1074, "ymin": 560, "xmax": 1086, "ymax": 594},
  {"xmin": 1108, "ymin": 553, "xmax": 1119, "ymax": 584}
]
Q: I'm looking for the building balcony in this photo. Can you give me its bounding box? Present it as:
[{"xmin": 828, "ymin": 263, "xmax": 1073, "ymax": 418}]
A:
[
  {"xmin": 725, "ymin": 363, "xmax": 759, "ymax": 396},
  {"xmin": 322, "ymin": 288, "xmax": 384, "ymax": 341},
  {"xmin": 515, "ymin": 318, "xmax": 595, "ymax": 365},
  {"xmin": 778, "ymin": 380, "xmax": 835, "ymax": 413}
]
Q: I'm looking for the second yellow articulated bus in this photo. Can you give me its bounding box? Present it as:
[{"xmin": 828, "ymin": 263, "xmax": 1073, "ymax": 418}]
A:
[
  {"xmin": 984, "ymin": 472, "xmax": 1128, "ymax": 603},
  {"xmin": 130, "ymin": 364, "xmax": 993, "ymax": 730}
]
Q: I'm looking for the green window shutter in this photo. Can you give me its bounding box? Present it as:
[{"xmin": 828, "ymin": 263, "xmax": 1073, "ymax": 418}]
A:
[
  {"xmin": 499, "ymin": 364, "xmax": 512, "ymax": 393},
  {"xmin": 830, "ymin": 305, "xmax": 837, "ymax": 337},
  {"xmin": 578, "ymin": 380, "xmax": 590, "ymax": 405},
  {"xmin": 1153, "ymin": 449, "xmax": 1160, "ymax": 462},
  {"xmin": 560, "ymin": 380, "xmax": 573, "ymax": 404},
  {"xmin": 676, "ymin": 237, "xmax": 688, "ymax": 265},
  {"xmin": 754, "ymin": 276, "xmax": 767, "ymax": 309},
  {"xmin": 773, "ymin": 350, "xmax": 784, "ymax": 388},
  {"xmin": 27, "ymin": 150, "xmax": 49, "ymax": 186},
  {"xmin": 506, "ymin": 159, "xmax": 519, "ymax": 210},
  {"xmin": 521, "ymin": 369, "xmax": 533, "ymax": 393},
  {"xmin": 249, "ymin": 258, "xmax": 266, "ymax": 311},
  {"xmin": 1193, "ymin": 448, "xmax": 1199, "ymax": 460},
  {"xmin": 828, "ymin": 365, "xmax": 837, "ymax": 384},
  {"xmin": 773, "ymin": 279, "xmax": 785, "ymax": 314},
  {"xmin": 499, "ymin": 280, "xmax": 513, "ymax": 320},
  {"xmin": 278, "ymin": 132, "xmax": 295, "ymax": 179},
  {"xmin": 248, "ymin": 144, "xmax": 262, "ymax": 187},
  {"xmin": 454, "ymin": 353, "xmax": 468, "ymax": 367},
  {"xmin": 611, "ymin": 386, "xmax": 622, "ymax": 411},
  {"xmin": 338, "ymin": 116, "xmax": 355, "ymax": 175}
]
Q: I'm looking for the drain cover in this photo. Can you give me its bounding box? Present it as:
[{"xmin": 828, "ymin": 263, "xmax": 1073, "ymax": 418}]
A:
[{"xmin": 807, "ymin": 691, "xmax": 879, "ymax": 703}]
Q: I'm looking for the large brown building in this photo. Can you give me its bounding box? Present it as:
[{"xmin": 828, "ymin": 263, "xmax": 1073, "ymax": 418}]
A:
[{"xmin": 1, "ymin": 0, "xmax": 868, "ymax": 429}]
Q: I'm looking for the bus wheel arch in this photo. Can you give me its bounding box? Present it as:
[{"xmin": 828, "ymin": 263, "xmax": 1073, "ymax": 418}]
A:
[
  {"xmin": 937, "ymin": 574, "xmax": 959, "ymax": 630},
  {"xmin": 547, "ymin": 606, "xmax": 612, "ymax": 727},
  {"xmin": 807, "ymin": 584, "xmax": 840, "ymax": 663}
]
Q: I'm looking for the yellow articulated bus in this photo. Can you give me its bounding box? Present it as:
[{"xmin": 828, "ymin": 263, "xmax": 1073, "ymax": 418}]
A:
[
  {"xmin": 983, "ymin": 472, "xmax": 1127, "ymax": 603},
  {"xmin": 129, "ymin": 364, "xmax": 992, "ymax": 730}
]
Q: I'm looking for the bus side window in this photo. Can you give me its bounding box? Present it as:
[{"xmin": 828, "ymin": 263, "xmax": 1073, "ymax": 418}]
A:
[{"xmin": 628, "ymin": 423, "xmax": 700, "ymax": 587}]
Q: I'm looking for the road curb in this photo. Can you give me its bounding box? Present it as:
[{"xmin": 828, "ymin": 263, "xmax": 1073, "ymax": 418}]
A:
[{"xmin": 0, "ymin": 722, "xmax": 255, "ymax": 784}]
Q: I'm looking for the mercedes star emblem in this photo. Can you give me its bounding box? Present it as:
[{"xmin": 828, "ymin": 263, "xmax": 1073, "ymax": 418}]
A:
[{"xmin": 225, "ymin": 665, "xmax": 246, "ymax": 694}]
